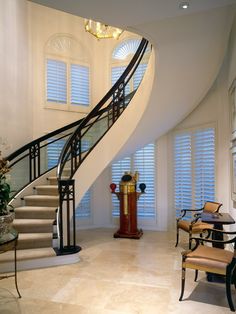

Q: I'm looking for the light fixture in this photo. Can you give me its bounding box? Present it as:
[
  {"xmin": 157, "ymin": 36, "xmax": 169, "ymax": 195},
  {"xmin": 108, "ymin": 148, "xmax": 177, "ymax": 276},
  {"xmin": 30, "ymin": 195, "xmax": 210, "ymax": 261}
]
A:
[
  {"xmin": 84, "ymin": 19, "xmax": 123, "ymax": 40},
  {"xmin": 179, "ymin": 2, "xmax": 189, "ymax": 9}
]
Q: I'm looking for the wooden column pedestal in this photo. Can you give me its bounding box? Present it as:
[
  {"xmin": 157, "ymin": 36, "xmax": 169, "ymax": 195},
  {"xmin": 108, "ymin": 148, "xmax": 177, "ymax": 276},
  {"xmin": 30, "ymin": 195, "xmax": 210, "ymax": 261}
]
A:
[{"xmin": 113, "ymin": 191, "xmax": 143, "ymax": 239}]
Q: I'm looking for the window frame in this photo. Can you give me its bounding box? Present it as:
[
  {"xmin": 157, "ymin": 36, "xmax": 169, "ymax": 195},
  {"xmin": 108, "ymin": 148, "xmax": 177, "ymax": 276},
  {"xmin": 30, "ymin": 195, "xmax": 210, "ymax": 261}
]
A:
[
  {"xmin": 173, "ymin": 123, "xmax": 217, "ymax": 218},
  {"xmin": 45, "ymin": 54, "xmax": 91, "ymax": 114},
  {"xmin": 110, "ymin": 143, "xmax": 156, "ymax": 219}
]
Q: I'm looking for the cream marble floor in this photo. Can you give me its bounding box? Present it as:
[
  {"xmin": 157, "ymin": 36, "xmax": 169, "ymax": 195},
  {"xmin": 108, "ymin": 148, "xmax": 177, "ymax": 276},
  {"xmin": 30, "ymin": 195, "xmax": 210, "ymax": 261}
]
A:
[{"xmin": 0, "ymin": 228, "xmax": 234, "ymax": 313}]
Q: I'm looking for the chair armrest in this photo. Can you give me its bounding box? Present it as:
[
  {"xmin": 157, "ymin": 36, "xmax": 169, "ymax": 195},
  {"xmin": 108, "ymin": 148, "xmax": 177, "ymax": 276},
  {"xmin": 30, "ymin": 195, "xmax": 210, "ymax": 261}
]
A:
[
  {"xmin": 176, "ymin": 208, "xmax": 203, "ymax": 222},
  {"xmin": 181, "ymin": 208, "xmax": 203, "ymax": 213},
  {"xmin": 202, "ymin": 228, "xmax": 236, "ymax": 235},
  {"xmin": 190, "ymin": 235, "xmax": 236, "ymax": 249}
]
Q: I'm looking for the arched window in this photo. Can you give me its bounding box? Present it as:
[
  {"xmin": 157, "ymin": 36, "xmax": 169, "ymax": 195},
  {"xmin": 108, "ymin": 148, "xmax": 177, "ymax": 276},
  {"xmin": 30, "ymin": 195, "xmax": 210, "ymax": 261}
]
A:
[
  {"xmin": 111, "ymin": 38, "xmax": 149, "ymax": 93},
  {"xmin": 45, "ymin": 34, "xmax": 91, "ymax": 113}
]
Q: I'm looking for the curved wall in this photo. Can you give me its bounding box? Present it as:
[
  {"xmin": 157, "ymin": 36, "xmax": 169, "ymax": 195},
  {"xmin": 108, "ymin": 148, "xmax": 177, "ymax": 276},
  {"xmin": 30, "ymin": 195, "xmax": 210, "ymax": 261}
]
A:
[{"xmin": 73, "ymin": 52, "xmax": 155, "ymax": 204}]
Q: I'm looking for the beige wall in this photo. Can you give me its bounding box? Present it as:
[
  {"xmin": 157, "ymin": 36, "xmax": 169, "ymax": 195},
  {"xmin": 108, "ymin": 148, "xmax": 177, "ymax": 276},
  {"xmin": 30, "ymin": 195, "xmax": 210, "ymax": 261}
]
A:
[
  {"xmin": 0, "ymin": 0, "xmax": 31, "ymax": 154},
  {"xmin": 28, "ymin": 2, "xmax": 109, "ymax": 138}
]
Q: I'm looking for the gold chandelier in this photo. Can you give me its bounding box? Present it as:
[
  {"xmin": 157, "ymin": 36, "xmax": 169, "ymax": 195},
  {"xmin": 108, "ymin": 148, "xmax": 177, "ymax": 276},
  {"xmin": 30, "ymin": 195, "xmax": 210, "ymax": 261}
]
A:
[{"xmin": 85, "ymin": 19, "xmax": 123, "ymax": 40}]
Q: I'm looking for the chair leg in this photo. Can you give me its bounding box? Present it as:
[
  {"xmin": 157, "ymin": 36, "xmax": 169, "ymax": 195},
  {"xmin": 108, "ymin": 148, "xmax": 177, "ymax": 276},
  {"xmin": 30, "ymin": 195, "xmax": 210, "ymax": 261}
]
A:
[
  {"xmin": 226, "ymin": 267, "xmax": 235, "ymax": 312},
  {"xmin": 194, "ymin": 270, "xmax": 198, "ymax": 282},
  {"xmin": 175, "ymin": 226, "xmax": 179, "ymax": 247},
  {"xmin": 189, "ymin": 234, "xmax": 192, "ymax": 250},
  {"xmin": 179, "ymin": 267, "xmax": 186, "ymax": 301}
]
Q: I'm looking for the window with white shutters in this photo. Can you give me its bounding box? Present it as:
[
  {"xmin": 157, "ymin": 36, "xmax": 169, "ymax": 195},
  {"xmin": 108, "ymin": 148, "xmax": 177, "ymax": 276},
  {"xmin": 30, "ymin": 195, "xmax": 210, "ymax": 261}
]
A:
[
  {"xmin": 46, "ymin": 58, "xmax": 90, "ymax": 111},
  {"xmin": 194, "ymin": 128, "xmax": 215, "ymax": 208},
  {"xmin": 111, "ymin": 143, "xmax": 156, "ymax": 218},
  {"xmin": 111, "ymin": 38, "xmax": 149, "ymax": 96},
  {"xmin": 70, "ymin": 64, "xmax": 89, "ymax": 106},
  {"xmin": 133, "ymin": 63, "xmax": 147, "ymax": 90},
  {"xmin": 134, "ymin": 143, "xmax": 155, "ymax": 217},
  {"xmin": 111, "ymin": 66, "xmax": 130, "ymax": 95},
  {"xmin": 76, "ymin": 189, "xmax": 91, "ymax": 218},
  {"xmin": 47, "ymin": 138, "xmax": 66, "ymax": 169},
  {"xmin": 47, "ymin": 59, "xmax": 67, "ymax": 104},
  {"xmin": 174, "ymin": 127, "xmax": 215, "ymax": 219}
]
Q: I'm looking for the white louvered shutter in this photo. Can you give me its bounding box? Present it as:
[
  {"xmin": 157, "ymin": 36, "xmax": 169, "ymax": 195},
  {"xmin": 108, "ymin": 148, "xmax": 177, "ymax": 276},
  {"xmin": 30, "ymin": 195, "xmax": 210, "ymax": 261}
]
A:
[
  {"xmin": 76, "ymin": 189, "xmax": 91, "ymax": 218},
  {"xmin": 70, "ymin": 64, "xmax": 90, "ymax": 106},
  {"xmin": 111, "ymin": 157, "xmax": 131, "ymax": 216},
  {"xmin": 174, "ymin": 128, "xmax": 215, "ymax": 219},
  {"xmin": 133, "ymin": 143, "xmax": 155, "ymax": 217},
  {"xmin": 133, "ymin": 63, "xmax": 147, "ymax": 90},
  {"xmin": 174, "ymin": 133, "xmax": 192, "ymax": 219},
  {"xmin": 194, "ymin": 128, "xmax": 215, "ymax": 208},
  {"xmin": 47, "ymin": 138, "xmax": 65, "ymax": 169},
  {"xmin": 111, "ymin": 66, "xmax": 130, "ymax": 96},
  {"xmin": 47, "ymin": 59, "xmax": 67, "ymax": 104}
]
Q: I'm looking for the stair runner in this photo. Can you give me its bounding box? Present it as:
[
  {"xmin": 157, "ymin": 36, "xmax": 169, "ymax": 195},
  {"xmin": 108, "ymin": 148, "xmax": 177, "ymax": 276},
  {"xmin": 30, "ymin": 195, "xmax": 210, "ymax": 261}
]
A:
[{"xmin": 0, "ymin": 174, "xmax": 62, "ymax": 269}]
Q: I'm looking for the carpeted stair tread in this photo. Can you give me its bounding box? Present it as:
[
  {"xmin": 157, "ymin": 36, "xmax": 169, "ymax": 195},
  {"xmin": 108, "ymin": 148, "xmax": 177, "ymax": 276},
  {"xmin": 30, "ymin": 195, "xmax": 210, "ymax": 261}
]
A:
[
  {"xmin": 13, "ymin": 219, "xmax": 54, "ymax": 233},
  {"xmin": 17, "ymin": 233, "xmax": 52, "ymax": 249},
  {"xmin": 0, "ymin": 247, "xmax": 56, "ymax": 263},
  {"xmin": 14, "ymin": 206, "xmax": 57, "ymax": 219},
  {"xmin": 47, "ymin": 176, "xmax": 68, "ymax": 185},
  {"xmin": 23, "ymin": 195, "xmax": 59, "ymax": 207},
  {"xmin": 34, "ymin": 185, "xmax": 59, "ymax": 196}
]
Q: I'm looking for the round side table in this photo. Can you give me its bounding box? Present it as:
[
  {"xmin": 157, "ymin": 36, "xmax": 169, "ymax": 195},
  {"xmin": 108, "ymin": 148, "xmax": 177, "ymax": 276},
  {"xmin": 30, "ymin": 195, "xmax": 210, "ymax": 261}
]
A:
[{"xmin": 0, "ymin": 228, "xmax": 21, "ymax": 298}]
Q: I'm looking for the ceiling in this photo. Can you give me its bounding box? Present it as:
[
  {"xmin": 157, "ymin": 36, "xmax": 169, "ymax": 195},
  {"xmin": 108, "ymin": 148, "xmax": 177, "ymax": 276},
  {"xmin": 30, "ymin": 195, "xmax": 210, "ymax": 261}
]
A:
[{"xmin": 29, "ymin": 0, "xmax": 236, "ymax": 28}]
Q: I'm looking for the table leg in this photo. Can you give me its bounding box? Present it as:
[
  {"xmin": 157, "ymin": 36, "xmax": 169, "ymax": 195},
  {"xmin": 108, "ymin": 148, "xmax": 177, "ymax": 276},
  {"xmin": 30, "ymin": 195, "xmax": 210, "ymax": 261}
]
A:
[
  {"xmin": 14, "ymin": 245, "xmax": 21, "ymax": 298},
  {"xmin": 207, "ymin": 223, "xmax": 225, "ymax": 282}
]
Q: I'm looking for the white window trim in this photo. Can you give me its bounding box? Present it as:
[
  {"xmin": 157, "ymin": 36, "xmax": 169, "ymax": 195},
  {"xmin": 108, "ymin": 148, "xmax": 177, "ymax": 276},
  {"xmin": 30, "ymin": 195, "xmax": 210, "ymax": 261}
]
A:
[
  {"xmin": 173, "ymin": 122, "xmax": 217, "ymax": 215},
  {"xmin": 45, "ymin": 54, "xmax": 92, "ymax": 114}
]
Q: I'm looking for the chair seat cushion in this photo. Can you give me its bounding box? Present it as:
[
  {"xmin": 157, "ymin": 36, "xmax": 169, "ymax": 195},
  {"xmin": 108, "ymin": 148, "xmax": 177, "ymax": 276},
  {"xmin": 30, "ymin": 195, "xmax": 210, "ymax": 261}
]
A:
[
  {"xmin": 177, "ymin": 220, "xmax": 213, "ymax": 233},
  {"xmin": 183, "ymin": 245, "xmax": 234, "ymax": 274}
]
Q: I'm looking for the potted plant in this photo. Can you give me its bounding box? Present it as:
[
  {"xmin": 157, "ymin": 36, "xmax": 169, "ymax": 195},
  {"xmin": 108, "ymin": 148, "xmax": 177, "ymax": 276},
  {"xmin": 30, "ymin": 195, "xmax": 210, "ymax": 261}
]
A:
[{"xmin": 0, "ymin": 152, "xmax": 14, "ymax": 236}]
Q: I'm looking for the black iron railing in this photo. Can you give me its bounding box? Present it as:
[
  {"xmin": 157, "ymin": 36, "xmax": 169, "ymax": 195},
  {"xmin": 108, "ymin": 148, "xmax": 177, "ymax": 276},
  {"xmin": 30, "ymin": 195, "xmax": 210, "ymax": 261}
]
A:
[{"xmin": 57, "ymin": 38, "xmax": 149, "ymax": 253}]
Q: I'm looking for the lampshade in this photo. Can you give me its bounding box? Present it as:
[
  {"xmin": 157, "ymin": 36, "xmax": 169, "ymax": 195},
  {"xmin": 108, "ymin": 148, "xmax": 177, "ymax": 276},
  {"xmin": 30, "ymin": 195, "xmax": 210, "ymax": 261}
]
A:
[{"xmin": 85, "ymin": 19, "xmax": 123, "ymax": 40}]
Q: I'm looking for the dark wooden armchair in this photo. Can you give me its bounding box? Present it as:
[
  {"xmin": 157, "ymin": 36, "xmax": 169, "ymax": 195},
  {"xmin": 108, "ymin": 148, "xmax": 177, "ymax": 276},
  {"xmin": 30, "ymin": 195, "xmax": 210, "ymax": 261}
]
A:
[
  {"xmin": 179, "ymin": 229, "xmax": 236, "ymax": 312},
  {"xmin": 175, "ymin": 201, "xmax": 222, "ymax": 249}
]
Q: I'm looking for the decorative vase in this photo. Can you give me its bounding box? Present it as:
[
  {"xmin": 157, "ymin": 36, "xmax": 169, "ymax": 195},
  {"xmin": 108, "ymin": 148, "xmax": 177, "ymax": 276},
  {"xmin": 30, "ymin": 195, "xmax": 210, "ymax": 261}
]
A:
[{"xmin": 0, "ymin": 212, "xmax": 14, "ymax": 236}]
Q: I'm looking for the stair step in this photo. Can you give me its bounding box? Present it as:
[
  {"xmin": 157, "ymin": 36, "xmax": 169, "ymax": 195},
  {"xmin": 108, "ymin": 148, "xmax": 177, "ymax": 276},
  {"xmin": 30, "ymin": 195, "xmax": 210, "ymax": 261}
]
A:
[
  {"xmin": 0, "ymin": 247, "xmax": 56, "ymax": 264},
  {"xmin": 14, "ymin": 206, "xmax": 57, "ymax": 219},
  {"xmin": 17, "ymin": 233, "xmax": 52, "ymax": 249},
  {"xmin": 23, "ymin": 195, "xmax": 59, "ymax": 207},
  {"xmin": 47, "ymin": 176, "xmax": 69, "ymax": 185},
  {"xmin": 47, "ymin": 176, "xmax": 58, "ymax": 185},
  {"xmin": 0, "ymin": 247, "xmax": 80, "ymax": 273},
  {"xmin": 34, "ymin": 185, "xmax": 59, "ymax": 196},
  {"xmin": 63, "ymin": 168, "xmax": 71, "ymax": 176},
  {"xmin": 13, "ymin": 219, "xmax": 54, "ymax": 233}
]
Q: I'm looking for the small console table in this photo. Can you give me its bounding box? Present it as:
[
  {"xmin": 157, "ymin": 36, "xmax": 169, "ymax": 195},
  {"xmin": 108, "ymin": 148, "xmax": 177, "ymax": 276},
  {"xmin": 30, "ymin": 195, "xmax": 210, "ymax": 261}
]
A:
[{"xmin": 0, "ymin": 228, "xmax": 21, "ymax": 298}]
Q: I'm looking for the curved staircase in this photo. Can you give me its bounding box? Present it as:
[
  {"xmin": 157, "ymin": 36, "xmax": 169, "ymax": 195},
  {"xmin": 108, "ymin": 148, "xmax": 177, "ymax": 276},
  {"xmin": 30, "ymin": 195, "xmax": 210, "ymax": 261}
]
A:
[{"xmin": 0, "ymin": 38, "xmax": 150, "ymax": 271}]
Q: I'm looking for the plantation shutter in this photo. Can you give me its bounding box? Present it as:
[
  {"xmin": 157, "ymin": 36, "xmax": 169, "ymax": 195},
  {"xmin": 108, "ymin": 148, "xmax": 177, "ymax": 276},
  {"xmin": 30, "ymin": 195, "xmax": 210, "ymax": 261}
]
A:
[
  {"xmin": 133, "ymin": 63, "xmax": 147, "ymax": 90},
  {"xmin": 133, "ymin": 143, "xmax": 155, "ymax": 217},
  {"xmin": 70, "ymin": 64, "xmax": 90, "ymax": 106},
  {"xmin": 194, "ymin": 128, "xmax": 215, "ymax": 208},
  {"xmin": 47, "ymin": 138, "xmax": 65, "ymax": 169},
  {"xmin": 111, "ymin": 66, "xmax": 130, "ymax": 95},
  {"xmin": 111, "ymin": 157, "xmax": 131, "ymax": 216},
  {"xmin": 174, "ymin": 133, "xmax": 192, "ymax": 219},
  {"xmin": 47, "ymin": 59, "xmax": 67, "ymax": 104},
  {"xmin": 76, "ymin": 189, "xmax": 91, "ymax": 218},
  {"xmin": 174, "ymin": 127, "xmax": 215, "ymax": 219}
]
